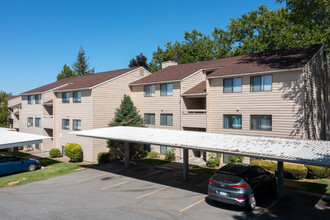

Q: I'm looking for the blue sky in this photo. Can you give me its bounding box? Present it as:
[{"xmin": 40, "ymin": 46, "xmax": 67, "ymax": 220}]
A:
[{"xmin": 0, "ymin": 0, "xmax": 284, "ymax": 95}]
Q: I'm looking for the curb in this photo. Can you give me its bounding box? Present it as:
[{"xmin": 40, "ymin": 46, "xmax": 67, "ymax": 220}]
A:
[
  {"xmin": 154, "ymin": 166, "xmax": 174, "ymax": 172},
  {"xmin": 297, "ymin": 190, "xmax": 330, "ymax": 201}
]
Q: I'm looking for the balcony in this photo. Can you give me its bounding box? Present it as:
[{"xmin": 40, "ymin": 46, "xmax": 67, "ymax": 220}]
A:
[
  {"xmin": 43, "ymin": 115, "xmax": 54, "ymax": 129},
  {"xmin": 13, "ymin": 121, "xmax": 20, "ymax": 129},
  {"xmin": 182, "ymin": 109, "xmax": 206, "ymax": 128}
]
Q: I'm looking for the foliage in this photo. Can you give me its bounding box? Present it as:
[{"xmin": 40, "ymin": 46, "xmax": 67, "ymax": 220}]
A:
[
  {"xmin": 72, "ymin": 46, "xmax": 95, "ymax": 76},
  {"xmin": 97, "ymin": 152, "xmax": 111, "ymax": 164},
  {"xmin": 0, "ymin": 90, "xmax": 11, "ymax": 127},
  {"xmin": 251, "ymin": 160, "xmax": 277, "ymax": 172},
  {"xmin": 191, "ymin": 167, "xmax": 217, "ymax": 174},
  {"xmin": 164, "ymin": 148, "xmax": 176, "ymax": 161},
  {"xmin": 149, "ymin": 2, "xmax": 329, "ymax": 71},
  {"xmin": 57, "ymin": 64, "xmax": 77, "ymax": 81},
  {"xmin": 305, "ymin": 165, "xmax": 330, "ymax": 179},
  {"xmin": 49, "ymin": 148, "xmax": 62, "ymax": 158},
  {"xmin": 64, "ymin": 143, "xmax": 83, "ymax": 162},
  {"xmin": 228, "ymin": 155, "xmax": 243, "ymax": 163},
  {"xmin": 148, "ymin": 151, "xmax": 159, "ymax": 159},
  {"xmin": 134, "ymin": 149, "xmax": 148, "ymax": 160},
  {"xmin": 129, "ymin": 53, "xmax": 150, "ymax": 71},
  {"xmin": 283, "ymin": 164, "xmax": 308, "ymax": 180},
  {"xmin": 107, "ymin": 95, "xmax": 145, "ymax": 149},
  {"xmin": 206, "ymin": 153, "xmax": 221, "ymax": 168}
]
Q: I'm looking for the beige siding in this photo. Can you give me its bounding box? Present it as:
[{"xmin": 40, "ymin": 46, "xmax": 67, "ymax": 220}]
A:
[
  {"xmin": 207, "ymin": 70, "xmax": 305, "ymax": 138},
  {"xmin": 54, "ymin": 90, "xmax": 94, "ymax": 162},
  {"xmin": 181, "ymin": 70, "xmax": 204, "ymax": 93},
  {"xmin": 92, "ymin": 68, "xmax": 151, "ymax": 162},
  {"xmin": 7, "ymin": 97, "xmax": 22, "ymax": 131},
  {"xmin": 21, "ymin": 95, "xmax": 44, "ymax": 136}
]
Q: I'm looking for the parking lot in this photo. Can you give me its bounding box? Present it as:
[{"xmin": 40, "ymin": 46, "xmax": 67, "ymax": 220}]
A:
[{"xmin": 0, "ymin": 161, "xmax": 329, "ymax": 220}]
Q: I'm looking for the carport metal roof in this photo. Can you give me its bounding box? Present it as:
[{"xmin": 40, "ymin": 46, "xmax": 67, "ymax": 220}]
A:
[
  {"xmin": 73, "ymin": 126, "xmax": 330, "ymax": 168},
  {"xmin": 0, "ymin": 129, "xmax": 50, "ymax": 149}
]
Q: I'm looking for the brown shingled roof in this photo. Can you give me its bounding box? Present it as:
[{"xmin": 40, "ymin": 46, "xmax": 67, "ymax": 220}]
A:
[
  {"xmin": 8, "ymin": 103, "xmax": 21, "ymax": 109},
  {"xmin": 43, "ymin": 99, "xmax": 53, "ymax": 105},
  {"xmin": 131, "ymin": 44, "xmax": 322, "ymax": 85},
  {"xmin": 183, "ymin": 81, "xmax": 206, "ymax": 95},
  {"xmin": 21, "ymin": 67, "xmax": 140, "ymax": 95},
  {"xmin": 5, "ymin": 96, "xmax": 19, "ymax": 101}
]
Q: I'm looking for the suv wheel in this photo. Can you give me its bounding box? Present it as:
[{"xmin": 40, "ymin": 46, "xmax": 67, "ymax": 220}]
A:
[{"xmin": 247, "ymin": 193, "xmax": 256, "ymax": 210}]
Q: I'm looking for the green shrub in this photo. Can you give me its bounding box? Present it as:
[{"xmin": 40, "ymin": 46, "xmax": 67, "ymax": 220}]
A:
[
  {"xmin": 136, "ymin": 149, "xmax": 148, "ymax": 160},
  {"xmin": 97, "ymin": 152, "xmax": 111, "ymax": 164},
  {"xmin": 148, "ymin": 151, "xmax": 159, "ymax": 159},
  {"xmin": 228, "ymin": 155, "xmax": 243, "ymax": 163},
  {"xmin": 165, "ymin": 148, "xmax": 176, "ymax": 161},
  {"xmin": 305, "ymin": 165, "xmax": 330, "ymax": 179},
  {"xmin": 251, "ymin": 160, "xmax": 277, "ymax": 172},
  {"xmin": 283, "ymin": 164, "xmax": 308, "ymax": 180},
  {"xmin": 64, "ymin": 143, "xmax": 83, "ymax": 162},
  {"xmin": 49, "ymin": 148, "xmax": 62, "ymax": 158},
  {"xmin": 206, "ymin": 153, "xmax": 221, "ymax": 168}
]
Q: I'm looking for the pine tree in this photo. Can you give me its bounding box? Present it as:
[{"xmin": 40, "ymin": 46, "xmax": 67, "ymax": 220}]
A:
[
  {"xmin": 129, "ymin": 53, "xmax": 150, "ymax": 71},
  {"xmin": 72, "ymin": 46, "xmax": 95, "ymax": 76},
  {"xmin": 107, "ymin": 95, "xmax": 145, "ymax": 149},
  {"xmin": 57, "ymin": 64, "xmax": 77, "ymax": 81}
]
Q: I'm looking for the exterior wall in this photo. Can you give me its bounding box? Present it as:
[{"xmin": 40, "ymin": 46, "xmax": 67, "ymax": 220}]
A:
[
  {"xmin": 181, "ymin": 70, "xmax": 204, "ymax": 93},
  {"xmin": 21, "ymin": 95, "xmax": 44, "ymax": 136},
  {"xmin": 53, "ymin": 90, "xmax": 94, "ymax": 162},
  {"xmin": 207, "ymin": 70, "xmax": 305, "ymax": 139},
  {"xmin": 92, "ymin": 68, "xmax": 151, "ymax": 162},
  {"xmin": 7, "ymin": 97, "xmax": 22, "ymax": 131},
  {"xmin": 303, "ymin": 46, "xmax": 330, "ymax": 140}
]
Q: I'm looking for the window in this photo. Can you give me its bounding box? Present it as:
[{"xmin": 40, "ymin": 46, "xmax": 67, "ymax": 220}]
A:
[
  {"xmin": 160, "ymin": 114, "xmax": 173, "ymax": 126},
  {"xmin": 73, "ymin": 92, "xmax": 81, "ymax": 103},
  {"xmin": 160, "ymin": 146, "xmax": 172, "ymax": 154},
  {"xmin": 250, "ymin": 115, "xmax": 272, "ymax": 131},
  {"xmin": 160, "ymin": 84, "xmax": 173, "ymax": 96},
  {"xmin": 35, "ymin": 118, "xmax": 41, "ymax": 127},
  {"xmin": 28, "ymin": 95, "xmax": 33, "ymax": 104},
  {"xmin": 62, "ymin": 92, "xmax": 70, "ymax": 103},
  {"xmin": 27, "ymin": 117, "xmax": 33, "ymax": 127},
  {"xmin": 144, "ymin": 114, "xmax": 155, "ymax": 125},
  {"xmin": 223, "ymin": 115, "xmax": 242, "ymax": 129},
  {"xmin": 144, "ymin": 85, "xmax": 155, "ymax": 97},
  {"xmin": 35, "ymin": 94, "xmax": 41, "ymax": 104},
  {"xmin": 35, "ymin": 143, "xmax": 41, "ymax": 150},
  {"xmin": 224, "ymin": 78, "xmax": 242, "ymax": 93},
  {"xmin": 250, "ymin": 75, "xmax": 272, "ymax": 92},
  {"xmin": 73, "ymin": 120, "xmax": 81, "ymax": 131},
  {"xmin": 62, "ymin": 119, "xmax": 69, "ymax": 130}
]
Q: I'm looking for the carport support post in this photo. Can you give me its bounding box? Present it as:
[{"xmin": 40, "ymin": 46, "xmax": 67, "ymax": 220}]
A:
[
  {"xmin": 183, "ymin": 149, "xmax": 189, "ymax": 180},
  {"xmin": 13, "ymin": 147, "xmax": 18, "ymax": 157},
  {"xmin": 124, "ymin": 142, "xmax": 130, "ymax": 168},
  {"xmin": 277, "ymin": 161, "xmax": 284, "ymax": 199}
]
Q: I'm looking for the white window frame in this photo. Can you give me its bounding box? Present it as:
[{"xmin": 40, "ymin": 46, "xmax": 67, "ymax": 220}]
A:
[{"xmin": 73, "ymin": 119, "xmax": 81, "ymax": 131}]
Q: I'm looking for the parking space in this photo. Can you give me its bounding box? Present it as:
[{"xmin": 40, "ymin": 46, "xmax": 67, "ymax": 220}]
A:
[{"xmin": 0, "ymin": 161, "xmax": 329, "ymax": 219}]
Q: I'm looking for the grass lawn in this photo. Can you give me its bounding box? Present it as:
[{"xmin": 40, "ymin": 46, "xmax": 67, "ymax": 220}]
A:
[
  {"xmin": 0, "ymin": 158, "xmax": 89, "ymax": 188},
  {"xmin": 138, "ymin": 158, "xmax": 170, "ymax": 166},
  {"xmin": 284, "ymin": 179, "xmax": 330, "ymax": 195},
  {"xmin": 190, "ymin": 167, "xmax": 217, "ymax": 174}
]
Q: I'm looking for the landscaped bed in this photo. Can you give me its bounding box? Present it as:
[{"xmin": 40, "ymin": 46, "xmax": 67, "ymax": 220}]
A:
[{"xmin": 0, "ymin": 158, "xmax": 89, "ymax": 188}]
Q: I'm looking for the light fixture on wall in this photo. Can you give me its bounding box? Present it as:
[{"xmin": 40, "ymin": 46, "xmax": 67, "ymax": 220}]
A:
[{"xmin": 236, "ymin": 107, "xmax": 239, "ymax": 112}]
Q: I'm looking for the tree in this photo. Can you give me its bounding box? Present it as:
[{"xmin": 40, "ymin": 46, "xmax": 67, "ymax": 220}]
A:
[
  {"xmin": 129, "ymin": 53, "xmax": 150, "ymax": 71},
  {"xmin": 72, "ymin": 46, "xmax": 95, "ymax": 76},
  {"xmin": 57, "ymin": 64, "xmax": 77, "ymax": 81},
  {"xmin": 107, "ymin": 95, "xmax": 145, "ymax": 155},
  {"xmin": 0, "ymin": 90, "xmax": 11, "ymax": 127}
]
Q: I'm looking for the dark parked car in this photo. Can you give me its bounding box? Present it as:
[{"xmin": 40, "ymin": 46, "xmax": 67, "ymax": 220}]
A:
[
  {"xmin": 0, "ymin": 156, "xmax": 41, "ymax": 176},
  {"xmin": 208, "ymin": 163, "xmax": 276, "ymax": 210}
]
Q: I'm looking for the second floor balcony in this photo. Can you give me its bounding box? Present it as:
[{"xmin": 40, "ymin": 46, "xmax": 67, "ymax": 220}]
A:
[
  {"xmin": 182, "ymin": 109, "xmax": 207, "ymax": 128},
  {"xmin": 43, "ymin": 115, "xmax": 54, "ymax": 129}
]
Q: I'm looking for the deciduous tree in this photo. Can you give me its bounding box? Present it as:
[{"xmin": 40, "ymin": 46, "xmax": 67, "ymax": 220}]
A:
[{"xmin": 57, "ymin": 64, "xmax": 77, "ymax": 81}]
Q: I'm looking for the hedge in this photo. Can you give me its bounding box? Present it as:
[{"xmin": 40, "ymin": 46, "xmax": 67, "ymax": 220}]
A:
[
  {"xmin": 97, "ymin": 152, "xmax": 111, "ymax": 164},
  {"xmin": 251, "ymin": 160, "xmax": 277, "ymax": 172},
  {"xmin": 148, "ymin": 151, "xmax": 159, "ymax": 159},
  {"xmin": 305, "ymin": 165, "xmax": 330, "ymax": 179},
  {"xmin": 49, "ymin": 148, "xmax": 62, "ymax": 158},
  {"xmin": 64, "ymin": 143, "xmax": 83, "ymax": 162}
]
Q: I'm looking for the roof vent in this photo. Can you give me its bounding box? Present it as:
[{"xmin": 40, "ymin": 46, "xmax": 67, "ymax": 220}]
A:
[{"xmin": 162, "ymin": 61, "xmax": 178, "ymax": 69}]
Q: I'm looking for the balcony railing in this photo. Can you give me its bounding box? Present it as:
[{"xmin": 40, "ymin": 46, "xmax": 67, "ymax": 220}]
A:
[
  {"xmin": 182, "ymin": 109, "xmax": 206, "ymax": 128},
  {"xmin": 43, "ymin": 115, "xmax": 54, "ymax": 129}
]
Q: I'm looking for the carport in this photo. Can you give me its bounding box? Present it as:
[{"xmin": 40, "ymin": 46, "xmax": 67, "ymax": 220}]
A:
[
  {"xmin": 72, "ymin": 126, "xmax": 330, "ymax": 199},
  {"xmin": 0, "ymin": 128, "xmax": 50, "ymax": 155}
]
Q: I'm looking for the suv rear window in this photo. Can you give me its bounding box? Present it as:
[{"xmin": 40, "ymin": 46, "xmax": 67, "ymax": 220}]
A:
[{"xmin": 213, "ymin": 172, "xmax": 242, "ymax": 183}]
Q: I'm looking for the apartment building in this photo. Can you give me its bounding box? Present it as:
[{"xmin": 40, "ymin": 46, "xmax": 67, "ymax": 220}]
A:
[
  {"xmin": 17, "ymin": 67, "xmax": 150, "ymax": 162},
  {"xmin": 8, "ymin": 44, "xmax": 328, "ymax": 164},
  {"xmin": 6, "ymin": 96, "xmax": 21, "ymax": 131}
]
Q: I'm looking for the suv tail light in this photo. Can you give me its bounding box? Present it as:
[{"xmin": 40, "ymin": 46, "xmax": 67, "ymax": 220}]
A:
[
  {"xmin": 209, "ymin": 179, "xmax": 216, "ymax": 184},
  {"xmin": 231, "ymin": 184, "xmax": 247, "ymax": 189}
]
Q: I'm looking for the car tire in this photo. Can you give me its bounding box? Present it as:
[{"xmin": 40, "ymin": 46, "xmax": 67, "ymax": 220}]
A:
[
  {"xmin": 27, "ymin": 163, "xmax": 36, "ymax": 172},
  {"xmin": 247, "ymin": 193, "xmax": 256, "ymax": 211}
]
